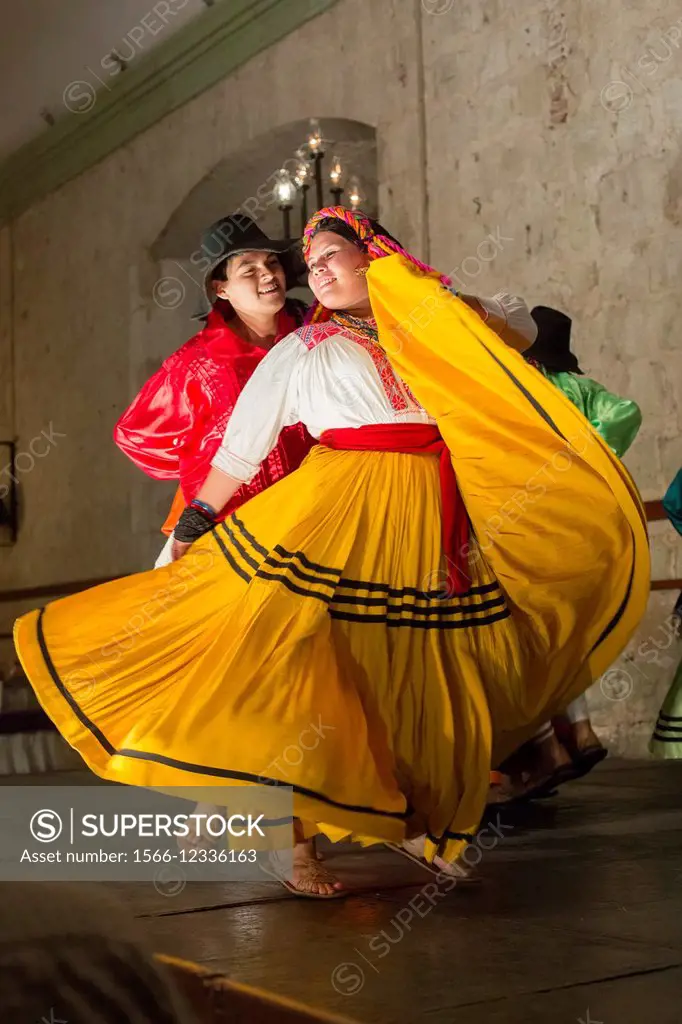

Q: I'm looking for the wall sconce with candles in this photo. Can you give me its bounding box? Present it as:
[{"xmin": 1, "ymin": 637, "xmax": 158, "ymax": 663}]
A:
[{"xmin": 271, "ymin": 119, "xmax": 368, "ymax": 238}]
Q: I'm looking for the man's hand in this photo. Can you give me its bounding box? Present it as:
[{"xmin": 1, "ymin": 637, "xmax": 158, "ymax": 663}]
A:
[{"xmin": 171, "ymin": 538, "xmax": 192, "ymax": 561}]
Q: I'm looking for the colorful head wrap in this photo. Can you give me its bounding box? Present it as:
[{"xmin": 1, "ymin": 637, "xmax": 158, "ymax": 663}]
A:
[{"xmin": 302, "ymin": 206, "xmax": 451, "ymax": 323}]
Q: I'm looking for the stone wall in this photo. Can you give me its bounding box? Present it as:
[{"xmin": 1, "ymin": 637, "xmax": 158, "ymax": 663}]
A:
[
  {"xmin": 421, "ymin": 0, "xmax": 682, "ymax": 754},
  {"xmin": 2, "ymin": 0, "xmax": 681, "ymax": 753}
]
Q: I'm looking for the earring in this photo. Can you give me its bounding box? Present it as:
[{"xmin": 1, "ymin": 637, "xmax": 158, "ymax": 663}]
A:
[{"xmin": 354, "ymin": 266, "xmax": 369, "ymax": 277}]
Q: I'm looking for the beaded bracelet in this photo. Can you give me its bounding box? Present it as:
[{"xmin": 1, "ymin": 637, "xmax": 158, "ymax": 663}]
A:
[{"xmin": 189, "ymin": 498, "xmax": 218, "ymax": 520}]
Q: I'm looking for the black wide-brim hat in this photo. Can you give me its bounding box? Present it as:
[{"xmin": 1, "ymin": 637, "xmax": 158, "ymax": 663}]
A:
[
  {"xmin": 195, "ymin": 213, "xmax": 303, "ymax": 315},
  {"xmin": 525, "ymin": 305, "xmax": 584, "ymax": 375}
]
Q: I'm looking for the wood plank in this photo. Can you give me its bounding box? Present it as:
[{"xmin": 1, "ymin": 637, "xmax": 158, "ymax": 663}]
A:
[
  {"xmin": 157, "ymin": 955, "xmax": 361, "ymax": 1024},
  {"xmin": 645, "ymin": 500, "xmax": 667, "ymax": 522}
]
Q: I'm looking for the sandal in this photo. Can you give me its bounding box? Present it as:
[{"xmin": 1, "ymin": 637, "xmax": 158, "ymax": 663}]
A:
[
  {"xmin": 569, "ymin": 744, "xmax": 608, "ymax": 780},
  {"xmin": 387, "ymin": 837, "xmax": 481, "ymax": 885},
  {"xmin": 262, "ymin": 849, "xmax": 348, "ymax": 899},
  {"xmin": 528, "ymin": 745, "xmax": 608, "ymax": 798},
  {"xmin": 516, "ymin": 761, "xmax": 579, "ymax": 801}
]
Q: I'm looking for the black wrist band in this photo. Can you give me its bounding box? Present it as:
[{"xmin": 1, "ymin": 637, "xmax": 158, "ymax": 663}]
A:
[{"xmin": 174, "ymin": 506, "xmax": 216, "ymax": 544}]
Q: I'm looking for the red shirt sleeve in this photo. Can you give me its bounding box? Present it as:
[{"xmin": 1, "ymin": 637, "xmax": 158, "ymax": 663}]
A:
[{"xmin": 113, "ymin": 356, "xmax": 207, "ymax": 480}]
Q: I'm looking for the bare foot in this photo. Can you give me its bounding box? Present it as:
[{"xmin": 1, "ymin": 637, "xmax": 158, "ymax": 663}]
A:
[
  {"xmin": 291, "ymin": 841, "xmax": 345, "ymax": 895},
  {"xmin": 269, "ymin": 840, "xmax": 345, "ymax": 897}
]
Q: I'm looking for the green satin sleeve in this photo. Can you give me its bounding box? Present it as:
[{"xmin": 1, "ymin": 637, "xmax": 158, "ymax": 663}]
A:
[
  {"xmin": 543, "ymin": 370, "xmax": 642, "ymax": 458},
  {"xmin": 663, "ymin": 469, "xmax": 682, "ymax": 536}
]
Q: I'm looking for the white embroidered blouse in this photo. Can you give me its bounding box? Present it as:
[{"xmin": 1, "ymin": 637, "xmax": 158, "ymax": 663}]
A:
[{"xmin": 212, "ymin": 292, "xmax": 536, "ymax": 485}]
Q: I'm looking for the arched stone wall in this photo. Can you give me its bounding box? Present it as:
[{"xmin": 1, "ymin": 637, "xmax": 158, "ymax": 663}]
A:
[{"xmin": 152, "ymin": 118, "xmax": 377, "ymax": 260}]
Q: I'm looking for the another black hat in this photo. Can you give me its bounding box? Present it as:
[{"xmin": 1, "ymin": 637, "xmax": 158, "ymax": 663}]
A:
[
  {"xmin": 525, "ymin": 305, "xmax": 584, "ymax": 375},
  {"xmin": 197, "ymin": 213, "xmax": 302, "ymax": 309}
]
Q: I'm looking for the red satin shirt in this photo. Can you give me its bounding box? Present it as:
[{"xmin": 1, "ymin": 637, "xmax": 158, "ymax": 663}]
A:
[{"xmin": 114, "ymin": 302, "xmax": 315, "ymax": 529}]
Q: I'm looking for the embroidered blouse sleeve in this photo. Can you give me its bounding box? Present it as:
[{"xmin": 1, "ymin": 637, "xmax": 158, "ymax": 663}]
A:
[{"xmin": 211, "ymin": 332, "xmax": 305, "ymax": 483}]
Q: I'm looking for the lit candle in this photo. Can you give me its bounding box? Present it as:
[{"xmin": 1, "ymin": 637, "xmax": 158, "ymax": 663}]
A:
[
  {"xmin": 329, "ymin": 155, "xmax": 343, "ymax": 186},
  {"xmin": 307, "ymin": 118, "xmax": 323, "ymax": 154},
  {"xmin": 347, "ymin": 175, "xmax": 363, "ymax": 210},
  {"xmin": 274, "ymin": 168, "xmax": 295, "ymax": 207}
]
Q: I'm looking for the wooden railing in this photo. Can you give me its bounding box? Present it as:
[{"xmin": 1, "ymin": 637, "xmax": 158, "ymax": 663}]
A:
[
  {"xmin": 0, "ymin": 575, "xmax": 118, "ymax": 605},
  {"xmin": 644, "ymin": 500, "xmax": 667, "ymax": 522},
  {"xmin": 0, "ymin": 575, "xmax": 121, "ymax": 736}
]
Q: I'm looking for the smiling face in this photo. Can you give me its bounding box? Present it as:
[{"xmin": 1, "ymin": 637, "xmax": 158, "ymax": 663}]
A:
[
  {"xmin": 306, "ymin": 230, "xmax": 372, "ymax": 314},
  {"xmin": 213, "ymin": 250, "xmax": 286, "ymax": 316}
]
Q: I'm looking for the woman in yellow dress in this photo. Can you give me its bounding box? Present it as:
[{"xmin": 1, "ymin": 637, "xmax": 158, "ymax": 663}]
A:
[{"xmin": 14, "ymin": 208, "xmax": 649, "ymax": 897}]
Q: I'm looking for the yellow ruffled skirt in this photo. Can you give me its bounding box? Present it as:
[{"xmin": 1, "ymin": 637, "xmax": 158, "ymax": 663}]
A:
[{"xmin": 14, "ymin": 255, "xmax": 650, "ymax": 864}]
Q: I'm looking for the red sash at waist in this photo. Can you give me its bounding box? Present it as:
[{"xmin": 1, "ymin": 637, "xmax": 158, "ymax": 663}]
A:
[{"xmin": 319, "ymin": 424, "xmax": 470, "ymax": 595}]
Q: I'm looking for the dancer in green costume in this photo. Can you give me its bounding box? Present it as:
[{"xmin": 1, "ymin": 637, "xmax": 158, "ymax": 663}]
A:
[{"xmin": 492, "ymin": 305, "xmax": 643, "ymax": 801}]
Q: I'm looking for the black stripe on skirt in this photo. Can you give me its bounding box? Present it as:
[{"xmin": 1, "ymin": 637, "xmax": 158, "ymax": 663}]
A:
[{"xmin": 215, "ymin": 517, "xmax": 510, "ymax": 628}]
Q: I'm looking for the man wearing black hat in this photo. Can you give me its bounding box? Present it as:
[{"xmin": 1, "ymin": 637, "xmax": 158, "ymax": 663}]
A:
[{"xmin": 115, "ymin": 214, "xmax": 314, "ymax": 564}]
